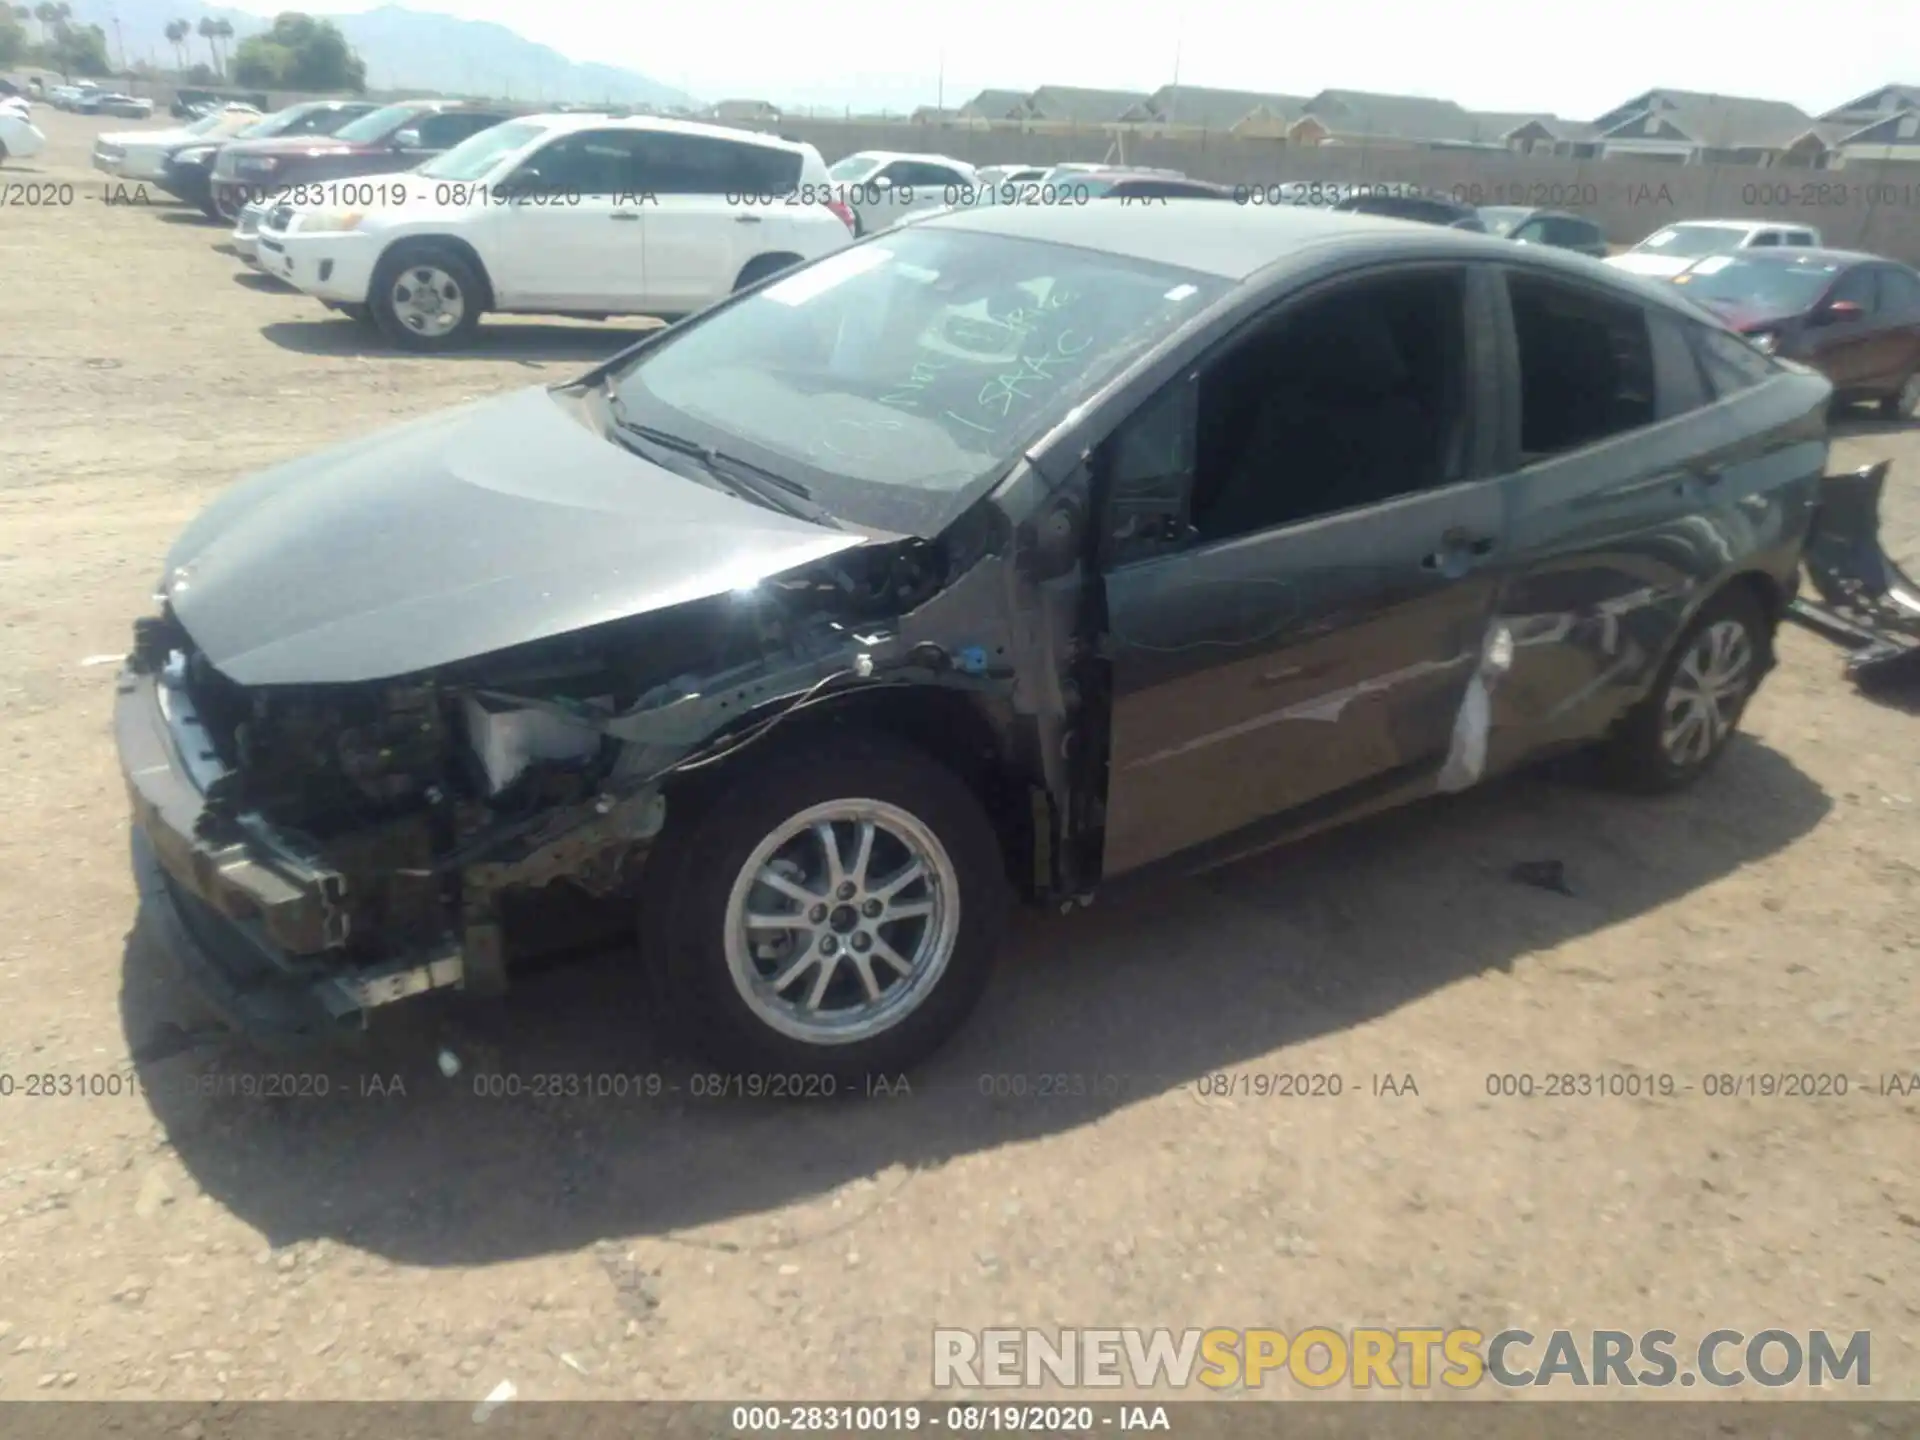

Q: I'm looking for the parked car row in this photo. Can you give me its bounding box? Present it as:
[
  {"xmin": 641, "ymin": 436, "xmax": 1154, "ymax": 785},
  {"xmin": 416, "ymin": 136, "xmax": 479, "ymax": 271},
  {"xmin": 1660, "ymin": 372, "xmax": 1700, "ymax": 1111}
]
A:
[
  {"xmin": 100, "ymin": 102, "xmax": 862, "ymax": 349},
  {"xmin": 116, "ymin": 192, "xmax": 1908, "ymax": 1077},
  {"xmin": 0, "ymin": 92, "xmax": 43, "ymax": 164}
]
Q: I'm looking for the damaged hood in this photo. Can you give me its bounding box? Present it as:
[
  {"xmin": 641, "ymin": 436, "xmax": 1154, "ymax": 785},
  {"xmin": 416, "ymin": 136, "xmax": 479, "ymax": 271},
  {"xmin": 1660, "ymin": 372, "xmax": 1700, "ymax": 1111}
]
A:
[{"xmin": 163, "ymin": 386, "xmax": 866, "ymax": 686}]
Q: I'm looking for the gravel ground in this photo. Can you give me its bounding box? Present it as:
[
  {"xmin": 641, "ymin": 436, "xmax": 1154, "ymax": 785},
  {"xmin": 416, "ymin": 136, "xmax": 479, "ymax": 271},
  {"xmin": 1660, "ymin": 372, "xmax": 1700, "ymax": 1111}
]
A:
[{"xmin": 1, "ymin": 110, "xmax": 1917, "ymax": 1406}]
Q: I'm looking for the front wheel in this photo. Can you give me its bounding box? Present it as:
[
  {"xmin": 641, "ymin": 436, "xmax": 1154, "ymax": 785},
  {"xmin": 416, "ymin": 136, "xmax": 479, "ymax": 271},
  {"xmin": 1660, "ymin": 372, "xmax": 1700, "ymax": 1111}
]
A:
[
  {"xmin": 1599, "ymin": 587, "xmax": 1767, "ymax": 793},
  {"xmin": 369, "ymin": 244, "xmax": 484, "ymax": 351},
  {"xmin": 1881, "ymin": 371, "xmax": 1920, "ymax": 421},
  {"xmin": 643, "ymin": 732, "xmax": 1008, "ymax": 1082}
]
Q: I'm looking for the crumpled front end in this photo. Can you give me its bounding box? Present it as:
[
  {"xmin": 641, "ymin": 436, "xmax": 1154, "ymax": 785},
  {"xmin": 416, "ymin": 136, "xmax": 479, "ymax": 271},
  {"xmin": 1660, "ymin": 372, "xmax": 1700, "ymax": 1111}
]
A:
[
  {"xmin": 116, "ymin": 511, "xmax": 1050, "ymax": 1046},
  {"xmin": 1788, "ymin": 461, "xmax": 1920, "ymax": 688}
]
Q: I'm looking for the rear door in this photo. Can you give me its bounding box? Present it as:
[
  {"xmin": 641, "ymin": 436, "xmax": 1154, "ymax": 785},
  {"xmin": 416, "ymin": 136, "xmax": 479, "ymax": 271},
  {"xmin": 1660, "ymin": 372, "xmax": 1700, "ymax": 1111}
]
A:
[
  {"xmin": 1479, "ymin": 265, "xmax": 1812, "ymax": 767},
  {"xmin": 638, "ymin": 132, "xmax": 799, "ymax": 311},
  {"xmin": 489, "ymin": 127, "xmax": 650, "ymax": 310}
]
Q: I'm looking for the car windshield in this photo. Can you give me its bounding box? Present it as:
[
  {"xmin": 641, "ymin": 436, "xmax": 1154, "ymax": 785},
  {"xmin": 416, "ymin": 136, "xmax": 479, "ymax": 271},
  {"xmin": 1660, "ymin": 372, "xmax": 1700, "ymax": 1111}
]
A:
[
  {"xmin": 829, "ymin": 154, "xmax": 881, "ymax": 181},
  {"xmin": 1478, "ymin": 205, "xmax": 1531, "ymax": 236},
  {"xmin": 417, "ymin": 120, "xmax": 545, "ymax": 181},
  {"xmin": 1672, "ymin": 254, "xmax": 1842, "ymax": 311},
  {"xmin": 331, "ymin": 103, "xmax": 420, "ymax": 143},
  {"xmin": 607, "ymin": 226, "xmax": 1228, "ymax": 534},
  {"xmin": 1635, "ymin": 224, "xmax": 1747, "ymax": 258}
]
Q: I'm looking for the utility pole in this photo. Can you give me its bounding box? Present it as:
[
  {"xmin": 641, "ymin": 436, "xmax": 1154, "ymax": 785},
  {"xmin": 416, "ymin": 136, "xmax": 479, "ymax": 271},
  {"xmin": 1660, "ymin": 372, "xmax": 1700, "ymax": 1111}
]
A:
[{"xmin": 937, "ymin": 48, "xmax": 944, "ymax": 113}]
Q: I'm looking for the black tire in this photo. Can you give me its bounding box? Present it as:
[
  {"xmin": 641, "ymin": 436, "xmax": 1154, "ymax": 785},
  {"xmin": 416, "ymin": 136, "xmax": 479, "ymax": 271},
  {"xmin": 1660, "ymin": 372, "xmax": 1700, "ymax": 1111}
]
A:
[
  {"xmin": 641, "ymin": 730, "xmax": 1008, "ymax": 1083},
  {"xmin": 369, "ymin": 243, "xmax": 484, "ymax": 352},
  {"xmin": 198, "ymin": 193, "xmax": 223, "ymax": 222},
  {"xmin": 1880, "ymin": 370, "xmax": 1919, "ymax": 421},
  {"xmin": 339, "ymin": 302, "xmax": 379, "ymax": 331},
  {"xmin": 1598, "ymin": 585, "xmax": 1768, "ymax": 794},
  {"xmin": 732, "ymin": 252, "xmax": 802, "ymax": 293}
]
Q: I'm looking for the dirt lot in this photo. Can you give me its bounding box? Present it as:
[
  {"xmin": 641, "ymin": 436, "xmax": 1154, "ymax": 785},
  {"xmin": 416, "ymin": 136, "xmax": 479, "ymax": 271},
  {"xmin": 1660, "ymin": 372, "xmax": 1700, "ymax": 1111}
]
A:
[{"xmin": 1, "ymin": 110, "xmax": 1917, "ymax": 1405}]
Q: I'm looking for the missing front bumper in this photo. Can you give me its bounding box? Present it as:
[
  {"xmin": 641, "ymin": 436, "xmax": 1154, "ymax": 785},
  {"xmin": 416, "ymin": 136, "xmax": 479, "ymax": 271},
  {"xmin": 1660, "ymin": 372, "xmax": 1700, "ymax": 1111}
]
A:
[
  {"xmin": 1788, "ymin": 460, "xmax": 1920, "ymax": 687},
  {"xmin": 117, "ymin": 663, "xmax": 467, "ymax": 1046}
]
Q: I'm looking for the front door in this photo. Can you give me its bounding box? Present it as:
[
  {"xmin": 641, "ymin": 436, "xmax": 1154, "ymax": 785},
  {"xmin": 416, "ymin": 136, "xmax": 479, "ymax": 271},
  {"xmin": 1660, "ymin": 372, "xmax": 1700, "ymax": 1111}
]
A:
[{"xmin": 1097, "ymin": 264, "xmax": 1507, "ymax": 875}]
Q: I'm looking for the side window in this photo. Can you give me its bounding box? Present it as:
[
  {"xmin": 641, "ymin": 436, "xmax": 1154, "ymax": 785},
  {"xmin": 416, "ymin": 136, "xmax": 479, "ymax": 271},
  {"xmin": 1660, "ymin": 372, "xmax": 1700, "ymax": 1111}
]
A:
[
  {"xmin": 1827, "ymin": 268, "xmax": 1879, "ymax": 313},
  {"xmin": 729, "ymin": 143, "xmax": 803, "ymax": 196},
  {"xmin": 1510, "ymin": 218, "xmax": 1551, "ymax": 243},
  {"xmin": 1748, "ymin": 231, "xmax": 1781, "ymax": 248},
  {"xmin": 1506, "ymin": 273, "xmax": 1656, "ymax": 459},
  {"xmin": 1179, "ymin": 268, "xmax": 1471, "ymax": 544},
  {"xmin": 635, "ymin": 133, "xmax": 759, "ymax": 194},
  {"xmin": 1098, "ymin": 378, "xmax": 1197, "ymax": 566},
  {"xmin": 412, "ymin": 112, "xmax": 492, "ymax": 148},
  {"xmin": 1688, "ymin": 322, "xmax": 1777, "ymax": 397},
  {"xmin": 1547, "ymin": 217, "xmax": 1601, "ymax": 247},
  {"xmin": 1786, "ymin": 231, "xmax": 1815, "ymax": 247},
  {"xmin": 1649, "ymin": 312, "xmax": 1712, "ymax": 417},
  {"xmin": 516, "ymin": 129, "xmax": 645, "ymax": 195},
  {"xmin": 1881, "ymin": 266, "xmax": 1920, "ymax": 315}
]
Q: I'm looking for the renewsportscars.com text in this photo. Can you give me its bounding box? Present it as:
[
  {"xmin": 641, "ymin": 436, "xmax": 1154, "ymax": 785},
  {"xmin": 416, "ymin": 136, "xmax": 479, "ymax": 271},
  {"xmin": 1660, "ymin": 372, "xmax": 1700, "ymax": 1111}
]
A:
[{"xmin": 932, "ymin": 1327, "xmax": 1871, "ymax": 1390}]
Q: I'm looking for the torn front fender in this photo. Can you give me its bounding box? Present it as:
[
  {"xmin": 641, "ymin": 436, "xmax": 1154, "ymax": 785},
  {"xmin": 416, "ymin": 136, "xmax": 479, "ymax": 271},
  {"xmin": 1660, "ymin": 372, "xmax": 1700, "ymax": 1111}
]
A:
[{"xmin": 1787, "ymin": 460, "xmax": 1920, "ymax": 687}]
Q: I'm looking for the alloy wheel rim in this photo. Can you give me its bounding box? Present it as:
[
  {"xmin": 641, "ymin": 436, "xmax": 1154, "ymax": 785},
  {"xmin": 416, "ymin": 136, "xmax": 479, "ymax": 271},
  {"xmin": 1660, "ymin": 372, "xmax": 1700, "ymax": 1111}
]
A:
[
  {"xmin": 723, "ymin": 799, "xmax": 961, "ymax": 1046},
  {"xmin": 1660, "ymin": 619, "xmax": 1753, "ymax": 768},
  {"xmin": 390, "ymin": 265, "xmax": 465, "ymax": 338}
]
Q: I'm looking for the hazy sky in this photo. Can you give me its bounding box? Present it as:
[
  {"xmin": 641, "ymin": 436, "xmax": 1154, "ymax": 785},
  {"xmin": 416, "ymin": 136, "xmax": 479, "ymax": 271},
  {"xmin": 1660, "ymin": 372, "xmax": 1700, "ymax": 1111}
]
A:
[{"xmin": 221, "ymin": 0, "xmax": 1915, "ymax": 117}]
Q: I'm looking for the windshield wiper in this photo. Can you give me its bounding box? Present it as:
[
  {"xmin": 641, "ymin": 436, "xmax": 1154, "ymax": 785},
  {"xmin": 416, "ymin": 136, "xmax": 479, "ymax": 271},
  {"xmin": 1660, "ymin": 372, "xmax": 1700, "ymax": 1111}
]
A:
[{"xmin": 601, "ymin": 386, "xmax": 839, "ymax": 529}]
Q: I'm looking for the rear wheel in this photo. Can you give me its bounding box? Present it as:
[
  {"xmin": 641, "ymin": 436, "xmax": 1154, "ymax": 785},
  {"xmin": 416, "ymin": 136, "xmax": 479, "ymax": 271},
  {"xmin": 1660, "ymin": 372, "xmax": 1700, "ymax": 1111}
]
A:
[
  {"xmin": 732, "ymin": 252, "xmax": 803, "ymax": 292},
  {"xmin": 1881, "ymin": 371, "xmax": 1920, "ymax": 421},
  {"xmin": 643, "ymin": 731, "xmax": 1008, "ymax": 1082},
  {"xmin": 369, "ymin": 243, "xmax": 484, "ymax": 352},
  {"xmin": 1599, "ymin": 587, "xmax": 1767, "ymax": 793}
]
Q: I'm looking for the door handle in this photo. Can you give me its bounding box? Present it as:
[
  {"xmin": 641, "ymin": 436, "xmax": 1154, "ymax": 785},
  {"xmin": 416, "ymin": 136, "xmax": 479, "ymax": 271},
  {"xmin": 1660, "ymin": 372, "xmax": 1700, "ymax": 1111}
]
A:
[
  {"xmin": 1692, "ymin": 462, "xmax": 1725, "ymax": 485},
  {"xmin": 1422, "ymin": 529, "xmax": 1497, "ymax": 570},
  {"xmin": 735, "ymin": 214, "xmax": 762, "ymax": 224},
  {"xmin": 608, "ymin": 212, "xmax": 640, "ymax": 222}
]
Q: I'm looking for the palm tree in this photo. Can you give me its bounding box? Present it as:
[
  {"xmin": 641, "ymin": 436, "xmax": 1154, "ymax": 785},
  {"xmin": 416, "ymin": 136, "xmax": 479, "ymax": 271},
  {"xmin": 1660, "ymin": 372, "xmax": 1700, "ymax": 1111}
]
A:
[
  {"xmin": 194, "ymin": 13, "xmax": 216, "ymax": 73},
  {"xmin": 210, "ymin": 16, "xmax": 231, "ymax": 70},
  {"xmin": 31, "ymin": 1, "xmax": 56, "ymax": 42},
  {"xmin": 163, "ymin": 17, "xmax": 188, "ymax": 70}
]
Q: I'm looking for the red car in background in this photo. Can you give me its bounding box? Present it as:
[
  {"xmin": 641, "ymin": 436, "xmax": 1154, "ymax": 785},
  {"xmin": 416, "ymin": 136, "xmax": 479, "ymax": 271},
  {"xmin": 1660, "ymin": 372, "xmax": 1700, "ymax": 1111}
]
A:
[
  {"xmin": 206, "ymin": 99, "xmax": 517, "ymax": 221},
  {"xmin": 1671, "ymin": 248, "xmax": 1920, "ymax": 418}
]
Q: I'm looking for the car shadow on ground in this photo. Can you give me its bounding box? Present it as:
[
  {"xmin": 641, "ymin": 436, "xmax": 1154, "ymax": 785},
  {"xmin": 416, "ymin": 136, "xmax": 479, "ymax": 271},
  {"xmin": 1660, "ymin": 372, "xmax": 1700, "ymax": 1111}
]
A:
[
  {"xmin": 258, "ymin": 318, "xmax": 660, "ymax": 364},
  {"xmin": 153, "ymin": 208, "xmax": 218, "ymax": 225},
  {"xmin": 121, "ymin": 737, "xmax": 1831, "ymax": 1266},
  {"xmin": 231, "ymin": 270, "xmax": 293, "ymax": 292}
]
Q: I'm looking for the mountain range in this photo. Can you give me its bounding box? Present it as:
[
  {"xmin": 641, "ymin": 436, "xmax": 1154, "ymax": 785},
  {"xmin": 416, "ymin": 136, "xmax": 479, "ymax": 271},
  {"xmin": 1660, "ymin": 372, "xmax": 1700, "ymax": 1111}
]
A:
[{"xmin": 57, "ymin": 1, "xmax": 697, "ymax": 109}]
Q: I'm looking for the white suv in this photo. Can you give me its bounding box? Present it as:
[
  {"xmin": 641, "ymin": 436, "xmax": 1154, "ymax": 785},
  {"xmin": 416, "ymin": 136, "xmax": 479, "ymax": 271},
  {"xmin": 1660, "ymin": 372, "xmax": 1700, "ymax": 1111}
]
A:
[
  {"xmin": 259, "ymin": 115, "xmax": 857, "ymax": 351},
  {"xmin": 824, "ymin": 150, "xmax": 977, "ymax": 234},
  {"xmin": 1606, "ymin": 219, "xmax": 1823, "ymax": 280}
]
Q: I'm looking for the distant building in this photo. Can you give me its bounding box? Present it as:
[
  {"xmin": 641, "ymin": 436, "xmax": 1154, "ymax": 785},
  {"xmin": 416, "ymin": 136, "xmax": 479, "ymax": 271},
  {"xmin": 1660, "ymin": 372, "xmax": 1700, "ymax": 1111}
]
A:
[
  {"xmin": 1819, "ymin": 84, "xmax": 1920, "ymax": 167},
  {"xmin": 1285, "ymin": 89, "xmax": 1485, "ymax": 148},
  {"xmin": 957, "ymin": 88, "xmax": 1029, "ymax": 121},
  {"xmin": 1117, "ymin": 85, "xmax": 1307, "ymax": 132},
  {"xmin": 1588, "ymin": 89, "xmax": 1834, "ymax": 167},
  {"xmin": 1017, "ymin": 85, "xmax": 1151, "ymax": 125}
]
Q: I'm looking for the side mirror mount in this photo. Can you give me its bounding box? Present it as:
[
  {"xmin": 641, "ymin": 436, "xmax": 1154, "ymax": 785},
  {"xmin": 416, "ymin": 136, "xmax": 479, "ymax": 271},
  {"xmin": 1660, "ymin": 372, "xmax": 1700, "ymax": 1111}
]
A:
[
  {"xmin": 870, "ymin": 173, "xmax": 893, "ymax": 189},
  {"xmin": 1819, "ymin": 299, "xmax": 1864, "ymax": 324},
  {"xmin": 392, "ymin": 127, "xmax": 421, "ymax": 149},
  {"xmin": 495, "ymin": 166, "xmax": 537, "ymax": 198}
]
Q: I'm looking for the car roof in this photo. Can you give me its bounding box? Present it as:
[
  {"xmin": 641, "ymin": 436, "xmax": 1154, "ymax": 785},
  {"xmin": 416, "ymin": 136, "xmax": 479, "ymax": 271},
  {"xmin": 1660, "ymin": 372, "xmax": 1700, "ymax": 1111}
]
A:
[
  {"xmin": 512, "ymin": 112, "xmax": 816, "ymax": 153},
  {"xmin": 920, "ymin": 201, "xmax": 1720, "ymax": 313},
  {"xmin": 1666, "ymin": 218, "xmax": 1816, "ymax": 233},
  {"xmin": 1689, "ymin": 246, "xmax": 1883, "ymax": 269},
  {"xmin": 843, "ymin": 148, "xmax": 969, "ymax": 164}
]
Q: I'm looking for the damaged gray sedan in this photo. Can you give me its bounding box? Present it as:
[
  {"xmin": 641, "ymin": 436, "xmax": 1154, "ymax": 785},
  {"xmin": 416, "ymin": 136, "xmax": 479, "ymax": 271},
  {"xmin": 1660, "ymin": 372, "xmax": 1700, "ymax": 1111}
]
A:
[{"xmin": 120, "ymin": 202, "xmax": 1843, "ymax": 1078}]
